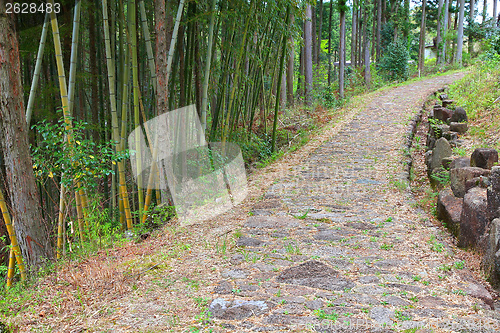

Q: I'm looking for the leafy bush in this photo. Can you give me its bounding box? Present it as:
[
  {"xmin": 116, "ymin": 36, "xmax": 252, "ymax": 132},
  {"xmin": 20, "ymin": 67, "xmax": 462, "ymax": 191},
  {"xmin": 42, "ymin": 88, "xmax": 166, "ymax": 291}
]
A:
[{"xmin": 378, "ymin": 40, "xmax": 409, "ymax": 82}]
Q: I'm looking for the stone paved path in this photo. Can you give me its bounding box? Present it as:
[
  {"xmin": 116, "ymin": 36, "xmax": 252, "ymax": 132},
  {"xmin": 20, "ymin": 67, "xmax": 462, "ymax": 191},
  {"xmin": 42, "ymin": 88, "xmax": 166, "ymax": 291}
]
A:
[{"xmin": 208, "ymin": 74, "xmax": 500, "ymax": 332}]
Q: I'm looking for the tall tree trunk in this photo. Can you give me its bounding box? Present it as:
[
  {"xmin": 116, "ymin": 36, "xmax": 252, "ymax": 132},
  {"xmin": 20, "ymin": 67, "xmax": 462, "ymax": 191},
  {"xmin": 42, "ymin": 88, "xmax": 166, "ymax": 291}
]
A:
[
  {"xmin": 0, "ymin": 7, "xmax": 52, "ymax": 270},
  {"xmin": 312, "ymin": 4, "xmax": 317, "ymax": 64},
  {"xmin": 437, "ymin": 0, "xmax": 445, "ymax": 65},
  {"xmin": 456, "ymin": 0, "xmax": 465, "ymax": 65},
  {"xmin": 89, "ymin": 0, "xmax": 99, "ymax": 142},
  {"xmin": 156, "ymin": 0, "xmax": 168, "ymax": 115},
  {"xmin": 287, "ymin": 14, "xmax": 295, "ymax": 105},
  {"xmin": 339, "ymin": 1, "xmax": 346, "ymax": 98},
  {"xmin": 328, "ymin": 1, "xmax": 333, "ymax": 85},
  {"xmin": 376, "ymin": 0, "xmax": 381, "ymax": 61},
  {"xmin": 304, "ymin": 4, "xmax": 313, "ymax": 104},
  {"xmin": 494, "ymin": 0, "xmax": 498, "ymax": 25},
  {"xmin": 469, "ymin": 0, "xmax": 475, "ymax": 55},
  {"xmin": 418, "ymin": 0, "xmax": 427, "ymax": 73},
  {"xmin": 317, "ymin": 0, "xmax": 323, "ymax": 65},
  {"xmin": 482, "ymin": 0, "xmax": 487, "ymax": 23},
  {"xmin": 351, "ymin": 0, "xmax": 358, "ymax": 64}
]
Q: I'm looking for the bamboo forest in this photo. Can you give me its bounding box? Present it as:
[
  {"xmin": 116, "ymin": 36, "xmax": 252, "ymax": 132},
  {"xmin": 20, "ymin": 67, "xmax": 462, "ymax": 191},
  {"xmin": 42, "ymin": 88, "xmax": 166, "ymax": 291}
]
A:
[{"xmin": 1, "ymin": 0, "xmax": 500, "ymax": 331}]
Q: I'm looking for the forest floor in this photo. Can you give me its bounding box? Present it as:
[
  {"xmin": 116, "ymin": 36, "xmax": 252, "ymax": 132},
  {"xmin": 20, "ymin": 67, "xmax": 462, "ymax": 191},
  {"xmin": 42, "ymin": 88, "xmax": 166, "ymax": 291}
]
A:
[{"xmin": 8, "ymin": 72, "xmax": 500, "ymax": 332}]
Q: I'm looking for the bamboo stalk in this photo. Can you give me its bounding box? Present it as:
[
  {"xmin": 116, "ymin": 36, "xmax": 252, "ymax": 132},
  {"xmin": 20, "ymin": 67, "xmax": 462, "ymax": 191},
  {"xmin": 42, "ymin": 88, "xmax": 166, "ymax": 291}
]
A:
[
  {"xmin": 102, "ymin": 0, "xmax": 134, "ymax": 229},
  {"xmin": 129, "ymin": 0, "xmax": 145, "ymax": 219},
  {"xmin": 139, "ymin": 0, "xmax": 156, "ymax": 93},
  {"xmin": 201, "ymin": 0, "xmax": 217, "ymax": 132},
  {"xmin": 0, "ymin": 188, "xmax": 26, "ymax": 282},
  {"xmin": 26, "ymin": 13, "xmax": 49, "ymax": 126},
  {"xmin": 68, "ymin": 0, "xmax": 82, "ymax": 115},
  {"xmin": 6, "ymin": 248, "xmax": 15, "ymax": 287},
  {"xmin": 56, "ymin": 183, "xmax": 66, "ymax": 259}
]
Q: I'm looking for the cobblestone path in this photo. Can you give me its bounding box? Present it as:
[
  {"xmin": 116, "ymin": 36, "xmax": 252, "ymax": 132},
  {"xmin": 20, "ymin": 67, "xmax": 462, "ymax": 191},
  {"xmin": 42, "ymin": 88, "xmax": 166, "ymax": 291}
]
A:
[{"xmin": 208, "ymin": 73, "xmax": 500, "ymax": 332}]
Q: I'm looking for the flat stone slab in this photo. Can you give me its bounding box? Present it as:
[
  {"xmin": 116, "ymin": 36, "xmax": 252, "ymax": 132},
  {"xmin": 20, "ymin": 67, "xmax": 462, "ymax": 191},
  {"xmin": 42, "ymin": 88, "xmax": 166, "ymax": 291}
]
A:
[
  {"xmin": 244, "ymin": 216, "xmax": 300, "ymax": 229},
  {"xmin": 209, "ymin": 298, "xmax": 273, "ymax": 320},
  {"xmin": 276, "ymin": 260, "xmax": 355, "ymax": 291}
]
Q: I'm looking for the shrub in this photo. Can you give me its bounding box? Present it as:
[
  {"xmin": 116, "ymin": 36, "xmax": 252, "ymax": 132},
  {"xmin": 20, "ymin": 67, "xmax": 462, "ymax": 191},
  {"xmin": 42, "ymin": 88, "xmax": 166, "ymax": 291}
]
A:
[{"xmin": 378, "ymin": 39, "xmax": 409, "ymax": 82}]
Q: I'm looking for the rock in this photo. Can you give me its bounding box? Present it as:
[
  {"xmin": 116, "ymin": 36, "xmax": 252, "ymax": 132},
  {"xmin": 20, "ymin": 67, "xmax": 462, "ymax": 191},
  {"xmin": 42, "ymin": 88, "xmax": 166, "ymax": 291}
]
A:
[
  {"xmin": 214, "ymin": 280, "xmax": 233, "ymax": 294},
  {"xmin": 429, "ymin": 123, "xmax": 449, "ymax": 139},
  {"xmin": 484, "ymin": 219, "xmax": 500, "ymax": 287},
  {"xmin": 425, "ymin": 151, "xmax": 433, "ymax": 169},
  {"xmin": 441, "ymin": 157, "xmax": 453, "ymax": 170},
  {"xmin": 462, "ymin": 282, "xmax": 494, "ymax": 309},
  {"xmin": 442, "ymin": 131, "xmax": 458, "ymax": 142},
  {"xmin": 450, "ymin": 167, "xmax": 490, "ymax": 198},
  {"xmin": 450, "ymin": 157, "xmax": 471, "ymax": 169},
  {"xmin": 450, "ymin": 106, "xmax": 468, "ymax": 123},
  {"xmin": 236, "ymin": 237, "xmax": 264, "ymax": 247},
  {"xmin": 471, "ymin": 148, "xmax": 499, "ymax": 170},
  {"xmin": 430, "ymin": 138, "xmax": 452, "ymax": 170},
  {"xmin": 433, "ymin": 107, "xmax": 453, "ymax": 122},
  {"xmin": 370, "ymin": 306, "xmax": 395, "ymax": 326},
  {"xmin": 438, "ymin": 93, "xmax": 448, "ymax": 100},
  {"xmin": 450, "ymin": 122, "xmax": 468, "ymax": 133},
  {"xmin": 276, "ymin": 260, "xmax": 354, "ymax": 291},
  {"xmin": 437, "ymin": 188, "xmax": 462, "ymax": 237},
  {"xmin": 221, "ymin": 269, "xmax": 249, "ymax": 279},
  {"xmin": 488, "ymin": 167, "xmax": 500, "ymax": 220},
  {"xmin": 430, "ymin": 167, "xmax": 449, "ymax": 187},
  {"xmin": 209, "ymin": 298, "xmax": 273, "ymax": 320},
  {"xmin": 442, "ymin": 100, "xmax": 454, "ymax": 108},
  {"xmin": 458, "ymin": 187, "xmax": 489, "ymax": 251},
  {"xmin": 305, "ymin": 299, "xmax": 323, "ymax": 310},
  {"xmin": 426, "ymin": 136, "xmax": 435, "ymax": 151},
  {"xmin": 465, "ymin": 176, "xmax": 490, "ymax": 193}
]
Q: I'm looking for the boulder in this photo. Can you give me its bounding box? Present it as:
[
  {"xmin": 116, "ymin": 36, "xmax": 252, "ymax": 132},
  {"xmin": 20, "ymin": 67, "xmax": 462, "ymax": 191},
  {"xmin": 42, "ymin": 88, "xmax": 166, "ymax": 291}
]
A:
[
  {"xmin": 433, "ymin": 108, "xmax": 453, "ymax": 122},
  {"xmin": 488, "ymin": 166, "xmax": 500, "ymax": 220},
  {"xmin": 426, "ymin": 135, "xmax": 436, "ymax": 151},
  {"xmin": 429, "ymin": 123, "xmax": 448, "ymax": 139},
  {"xmin": 431, "ymin": 138, "xmax": 452, "ymax": 170},
  {"xmin": 450, "ymin": 122, "xmax": 468, "ymax": 133},
  {"xmin": 458, "ymin": 187, "xmax": 489, "ymax": 251},
  {"xmin": 442, "ymin": 100, "xmax": 454, "ymax": 108},
  {"xmin": 442, "ymin": 131, "xmax": 458, "ymax": 142},
  {"xmin": 441, "ymin": 157, "xmax": 453, "ymax": 170},
  {"xmin": 437, "ymin": 188, "xmax": 463, "ymax": 237},
  {"xmin": 484, "ymin": 218, "xmax": 500, "ymax": 287},
  {"xmin": 438, "ymin": 93, "xmax": 448, "ymax": 101},
  {"xmin": 471, "ymin": 148, "xmax": 498, "ymax": 170},
  {"xmin": 425, "ymin": 151, "xmax": 433, "ymax": 169},
  {"xmin": 450, "ymin": 106, "xmax": 468, "ymax": 123},
  {"xmin": 465, "ymin": 176, "xmax": 490, "ymax": 193},
  {"xmin": 450, "ymin": 157, "xmax": 471, "ymax": 169},
  {"xmin": 450, "ymin": 167, "xmax": 491, "ymax": 198}
]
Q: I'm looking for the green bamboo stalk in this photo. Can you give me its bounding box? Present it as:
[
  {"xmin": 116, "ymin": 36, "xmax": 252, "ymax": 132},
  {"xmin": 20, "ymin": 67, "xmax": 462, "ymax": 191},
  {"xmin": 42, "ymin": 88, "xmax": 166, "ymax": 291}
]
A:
[
  {"xmin": 68, "ymin": 0, "xmax": 82, "ymax": 115},
  {"xmin": 102, "ymin": 0, "xmax": 134, "ymax": 229},
  {"xmin": 129, "ymin": 0, "xmax": 145, "ymax": 219},
  {"xmin": 26, "ymin": 13, "xmax": 49, "ymax": 126},
  {"xmin": 139, "ymin": 0, "xmax": 156, "ymax": 93},
  {"xmin": 56, "ymin": 183, "xmax": 66, "ymax": 259},
  {"xmin": 200, "ymin": 0, "xmax": 217, "ymax": 131}
]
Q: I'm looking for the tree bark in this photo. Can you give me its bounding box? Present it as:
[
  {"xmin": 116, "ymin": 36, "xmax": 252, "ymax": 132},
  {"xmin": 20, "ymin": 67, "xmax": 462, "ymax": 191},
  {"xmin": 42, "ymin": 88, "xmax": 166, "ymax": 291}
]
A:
[
  {"xmin": 468, "ymin": 0, "xmax": 475, "ymax": 55},
  {"xmin": 304, "ymin": 4, "xmax": 313, "ymax": 104},
  {"xmin": 437, "ymin": 0, "xmax": 445, "ymax": 65},
  {"xmin": 287, "ymin": 14, "xmax": 295, "ymax": 105},
  {"xmin": 317, "ymin": 0, "xmax": 323, "ymax": 65},
  {"xmin": 456, "ymin": 0, "xmax": 465, "ymax": 65},
  {"xmin": 351, "ymin": 0, "xmax": 358, "ymax": 65},
  {"xmin": 0, "ymin": 6, "xmax": 52, "ymax": 270},
  {"xmin": 494, "ymin": 0, "xmax": 498, "ymax": 25},
  {"xmin": 482, "ymin": 0, "xmax": 487, "ymax": 23},
  {"xmin": 418, "ymin": 0, "xmax": 427, "ymax": 72},
  {"xmin": 339, "ymin": 2, "xmax": 346, "ymax": 98},
  {"xmin": 328, "ymin": 1, "xmax": 333, "ymax": 85}
]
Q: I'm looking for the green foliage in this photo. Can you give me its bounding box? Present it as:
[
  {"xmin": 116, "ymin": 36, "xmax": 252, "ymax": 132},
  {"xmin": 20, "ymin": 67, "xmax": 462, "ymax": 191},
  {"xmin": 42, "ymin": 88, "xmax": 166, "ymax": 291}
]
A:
[
  {"xmin": 31, "ymin": 117, "xmax": 128, "ymax": 191},
  {"xmin": 378, "ymin": 40, "xmax": 409, "ymax": 82}
]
